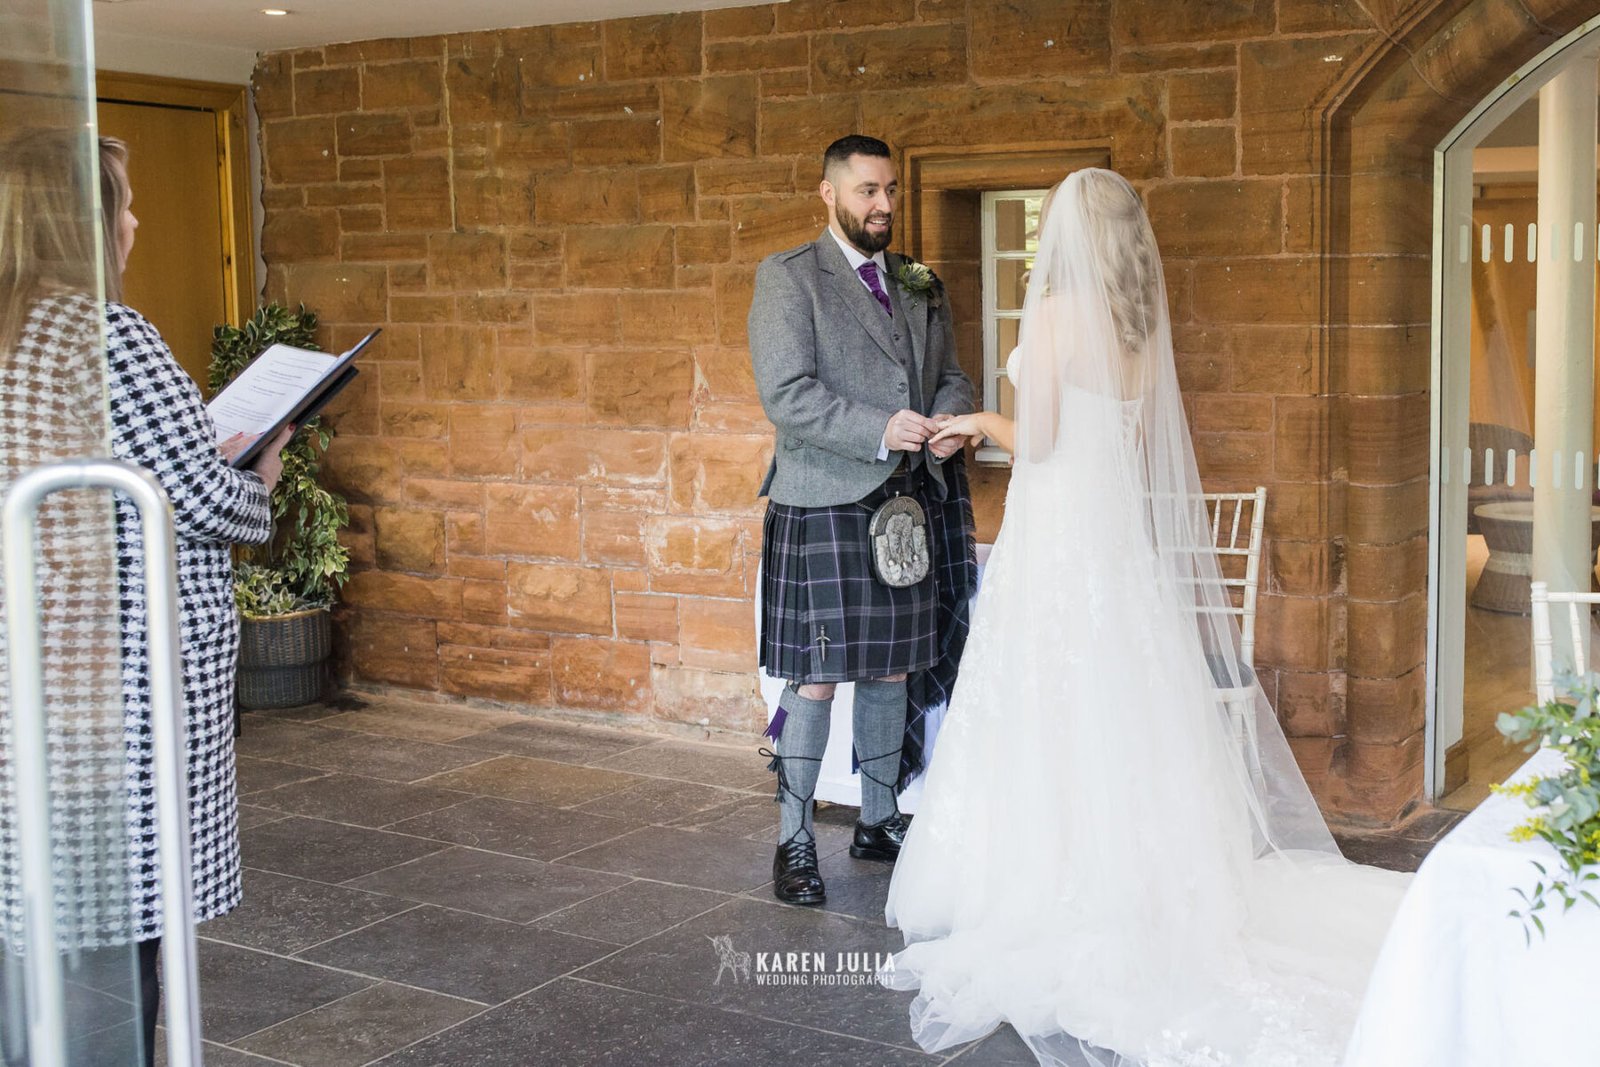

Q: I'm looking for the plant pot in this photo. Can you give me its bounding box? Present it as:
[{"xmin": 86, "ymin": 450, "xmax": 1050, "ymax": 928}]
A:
[{"xmin": 237, "ymin": 606, "xmax": 332, "ymax": 710}]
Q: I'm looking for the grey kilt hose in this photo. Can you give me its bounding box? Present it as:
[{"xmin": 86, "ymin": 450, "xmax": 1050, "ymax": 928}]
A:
[{"xmin": 759, "ymin": 466, "xmax": 938, "ymax": 685}]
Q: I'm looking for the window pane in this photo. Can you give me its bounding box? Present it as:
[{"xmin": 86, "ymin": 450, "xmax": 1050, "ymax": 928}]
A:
[
  {"xmin": 994, "ymin": 195, "xmax": 1045, "ymax": 253},
  {"xmin": 998, "ymin": 375, "xmax": 1016, "ymax": 422},
  {"xmin": 998, "ymin": 315, "xmax": 1021, "ymax": 357},
  {"xmin": 996, "ymin": 258, "xmax": 1032, "ymax": 311},
  {"xmin": 995, "ymin": 199, "xmax": 1027, "ymax": 253}
]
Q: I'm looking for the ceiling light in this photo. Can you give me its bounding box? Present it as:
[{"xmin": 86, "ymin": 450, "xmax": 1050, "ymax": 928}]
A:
[{"xmin": 261, "ymin": 7, "xmax": 289, "ymax": 14}]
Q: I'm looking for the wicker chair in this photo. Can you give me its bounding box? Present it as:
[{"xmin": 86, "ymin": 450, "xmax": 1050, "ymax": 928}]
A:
[{"xmin": 1467, "ymin": 422, "xmax": 1534, "ymax": 536}]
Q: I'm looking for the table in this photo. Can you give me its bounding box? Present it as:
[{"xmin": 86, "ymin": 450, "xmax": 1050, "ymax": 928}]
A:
[
  {"xmin": 1470, "ymin": 501, "xmax": 1600, "ymax": 615},
  {"xmin": 757, "ymin": 544, "xmax": 992, "ymax": 814},
  {"xmin": 1343, "ymin": 746, "xmax": 1600, "ymax": 1066}
]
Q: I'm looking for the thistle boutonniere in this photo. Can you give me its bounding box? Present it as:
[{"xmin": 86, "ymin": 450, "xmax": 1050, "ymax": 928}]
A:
[{"xmin": 894, "ymin": 258, "xmax": 943, "ymax": 310}]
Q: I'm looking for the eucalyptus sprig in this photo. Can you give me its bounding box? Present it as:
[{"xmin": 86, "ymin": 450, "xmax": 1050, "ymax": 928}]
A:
[
  {"xmin": 1494, "ymin": 668, "xmax": 1600, "ymax": 942},
  {"xmin": 209, "ymin": 303, "xmax": 350, "ymax": 616}
]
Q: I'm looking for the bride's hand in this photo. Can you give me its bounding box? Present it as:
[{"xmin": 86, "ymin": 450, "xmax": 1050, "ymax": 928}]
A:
[{"xmin": 929, "ymin": 413, "xmax": 987, "ymax": 447}]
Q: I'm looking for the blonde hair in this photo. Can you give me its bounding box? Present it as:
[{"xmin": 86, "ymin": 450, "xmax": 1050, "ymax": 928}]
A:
[
  {"xmin": 0, "ymin": 130, "xmax": 129, "ymax": 353},
  {"xmin": 1078, "ymin": 169, "xmax": 1161, "ymax": 352}
]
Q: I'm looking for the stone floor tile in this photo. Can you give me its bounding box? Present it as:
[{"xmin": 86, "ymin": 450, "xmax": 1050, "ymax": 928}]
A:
[
  {"xmin": 531, "ymin": 880, "xmax": 731, "ymax": 947},
  {"xmin": 285, "ymin": 733, "xmax": 493, "ymax": 784},
  {"xmin": 590, "ymin": 740, "xmax": 773, "ymax": 791},
  {"xmin": 232, "ymin": 982, "xmax": 481, "ymax": 1066},
  {"xmin": 377, "ymin": 977, "xmax": 937, "ymax": 1067},
  {"xmin": 446, "ymin": 719, "xmax": 654, "ymax": 765},
  {"xmin": 201, "ymin": 868, "xmax": 417, "ymax": 954},
  {"xmin": 297, "ymin": 905, "xmax": 615, "ymax": 1005},
  {"xmin": 239, "ymin": 817, "xmax": 447, "ymax": 884},
  {"xmin": 575, "ymin": 896, "xmax": 916, "ymax": 1049},
  {"xmin": 346, "ymin": 847, "xmax": 628, "ymax": 924},
  {"xmin": 247, "ymin": 773, "xmax": 472, "ymax": 829},
  {"xmin": 423, "ymin": 755, "xmax": 641, "ymax": 808},
  {"xmin": 196, "ymin": 941, "xmax": 371, "ymax": 1044},
  {"xmin": 236, "ymin": 756, "xmax": 327, "ymax": 797},
  {"xmin": 386, "ymin": 796, "xmax": 637, "ymax": 861},
  {"xmin": 557, "ymin": 826, "xmax": 776, "ymax": 892}
]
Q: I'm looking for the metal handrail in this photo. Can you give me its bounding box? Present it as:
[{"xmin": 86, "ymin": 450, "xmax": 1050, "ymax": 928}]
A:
[{"xmin": 3, "ymin": 459, "xmax": 203, "ymax": 1067}]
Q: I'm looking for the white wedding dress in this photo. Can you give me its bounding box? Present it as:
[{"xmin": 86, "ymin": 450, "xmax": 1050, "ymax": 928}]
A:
[{"xmin": 881, "ymin": 170, "xmax": 1409, "ymax": 1067}]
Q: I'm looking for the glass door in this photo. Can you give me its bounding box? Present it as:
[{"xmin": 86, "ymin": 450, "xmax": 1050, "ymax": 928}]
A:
[
  {"xmin": 1432, "ymin": 27, "xmax": 1600, "ymax": 809},
  {"xmin": 2, "ymin": 2, "xmax": 199, "ymax": 1065}
]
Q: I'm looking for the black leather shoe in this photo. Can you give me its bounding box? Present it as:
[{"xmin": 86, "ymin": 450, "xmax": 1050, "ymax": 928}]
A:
[
  {"xmin": 772, "ymin": 838, "xmax": 826, "ymax": 905},
  {"xmin": 850, "ymin": 812, "xmax": 911, "ymax": 861}
]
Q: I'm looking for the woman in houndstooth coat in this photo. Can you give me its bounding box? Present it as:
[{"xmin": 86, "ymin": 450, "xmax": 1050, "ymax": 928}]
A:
[{"xmin": 0, "ymin": 132, "xmax": 288, "ymax": 1062}]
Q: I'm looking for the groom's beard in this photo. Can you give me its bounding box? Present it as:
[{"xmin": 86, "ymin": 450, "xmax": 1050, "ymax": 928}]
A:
[{"xmin": 835, "ymin": 203, "xmax": 893, "ymax": 254}]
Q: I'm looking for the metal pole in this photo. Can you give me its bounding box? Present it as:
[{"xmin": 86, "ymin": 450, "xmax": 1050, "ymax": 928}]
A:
[{"xmin": 2, "ymin": 460, "xmax": 202, "ymax": 1067}]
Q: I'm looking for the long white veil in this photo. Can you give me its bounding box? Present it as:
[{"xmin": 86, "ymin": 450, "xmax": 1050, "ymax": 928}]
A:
[
  {"xmin": 1016, "ymin": 170, "xmax": 1338, "ymax": 857},
  {"xmin": 881, "ymin": 169, "xmax": 1407, "ymax": 1067}
]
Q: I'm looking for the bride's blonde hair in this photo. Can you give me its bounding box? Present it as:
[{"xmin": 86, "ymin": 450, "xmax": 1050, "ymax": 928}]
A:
[{"xmin": 1077, "ymin": 169, "xmax": 1161, "ymax": 353}]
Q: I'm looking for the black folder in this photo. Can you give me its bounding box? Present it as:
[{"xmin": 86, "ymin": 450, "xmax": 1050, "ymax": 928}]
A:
[{"xmin": 222, "ymin": 329, "xmax": 380, "ymax": 468}]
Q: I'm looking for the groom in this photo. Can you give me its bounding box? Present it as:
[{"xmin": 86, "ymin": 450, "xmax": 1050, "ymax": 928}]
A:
[{"xmin": 749, "ymin": 134, "xmax": 977, "ymax": 906}]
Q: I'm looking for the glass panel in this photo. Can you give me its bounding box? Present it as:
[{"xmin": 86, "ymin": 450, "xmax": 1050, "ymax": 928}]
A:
[
  {"xmin": 995, "ymin": 258, "xmax": 1033, "ymax": 312},
  {"xmin": 1448, "ymin": 65, "xmax": 1600, "ymax": 812},
  {"xmin": 997, "ymin": 315, "xmax": 1021, "ymax": 359},
  {"xmin": 993, "ymin": 197, "xmax": 1044, "ymax": 254},
  {"xmin": 1, "ymin": 1, "xmax": 147, "ymax": 1064},
  {"xmin": 996, "ymin": 374, "xmax": 1016, "ymax": 424}
]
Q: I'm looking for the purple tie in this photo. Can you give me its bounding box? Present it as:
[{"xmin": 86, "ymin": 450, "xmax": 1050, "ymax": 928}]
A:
[{"xmin": 857, "ymin": 261, "xmax": 893, "ymax": 318}]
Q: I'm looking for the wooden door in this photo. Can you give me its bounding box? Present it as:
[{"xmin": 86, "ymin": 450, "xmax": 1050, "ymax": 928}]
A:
[{"xmin": 95, "ymin": 73, "xmax": 253, "ymax": 386}]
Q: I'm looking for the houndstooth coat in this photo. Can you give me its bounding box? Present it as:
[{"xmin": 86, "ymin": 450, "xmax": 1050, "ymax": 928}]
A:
[{"xmin": 0, "ymin": 297, "xmax": 271, "ymax": 947}]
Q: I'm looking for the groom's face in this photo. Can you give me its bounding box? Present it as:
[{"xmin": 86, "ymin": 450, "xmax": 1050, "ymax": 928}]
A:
[{"xmin": 821, "ymin": 154, "xmax": 897, "ymax": 255}]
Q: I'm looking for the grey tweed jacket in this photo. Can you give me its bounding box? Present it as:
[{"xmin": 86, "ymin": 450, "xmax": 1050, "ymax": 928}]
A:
[{"xmin": 749, "ymin": 231, "xmax": 976, "ymax": 508}]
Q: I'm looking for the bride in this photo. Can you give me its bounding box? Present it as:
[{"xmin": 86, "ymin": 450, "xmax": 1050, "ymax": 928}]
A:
[{"xmin": 880, "ymin": 168, "xmax": 1410, "ymax": 1067}]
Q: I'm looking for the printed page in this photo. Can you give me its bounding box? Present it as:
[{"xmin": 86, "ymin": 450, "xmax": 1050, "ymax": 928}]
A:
[{"xmin": 208, "ymin": 344, "xmax": 339, "ymax": 441}]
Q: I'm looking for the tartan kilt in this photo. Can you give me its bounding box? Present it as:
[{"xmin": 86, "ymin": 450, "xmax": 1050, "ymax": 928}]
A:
[{"xmin": 760, "ymin": 468, "xmax": 939, "ymax": 684}]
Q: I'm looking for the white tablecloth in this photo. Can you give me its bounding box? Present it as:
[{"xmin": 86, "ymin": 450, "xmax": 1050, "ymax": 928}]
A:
[
  {"xmin": 757, "ymin": 545, "xmax": 992, "ymax": 815},
  {"xmin": 1344, "ymin": 746, "xmax": 1600, "ymax": 1067}
]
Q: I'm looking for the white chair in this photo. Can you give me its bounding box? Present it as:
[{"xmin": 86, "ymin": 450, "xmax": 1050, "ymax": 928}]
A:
[
  {"xmin": 1197, "ymin": 487, "xmax": 1268, "ymax": 745},
  {"xmin": 1529, "ymin": 580, "xmax": 1600, "ymax": 703}
]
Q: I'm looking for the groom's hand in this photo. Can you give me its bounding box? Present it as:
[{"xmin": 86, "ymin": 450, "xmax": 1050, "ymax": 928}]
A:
[
  {"xmin": 884, "ymin": 409, "xmax": 940, "ymax": 452},
  {"xmin": 926, "ymin": 414, "xmax": 965, "ymax": 459}
]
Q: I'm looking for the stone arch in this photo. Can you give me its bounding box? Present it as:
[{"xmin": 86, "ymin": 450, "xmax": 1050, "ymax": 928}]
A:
[{"xmin": 1307, "ymin": 0, "xmax": 1599, "ymax": 820}]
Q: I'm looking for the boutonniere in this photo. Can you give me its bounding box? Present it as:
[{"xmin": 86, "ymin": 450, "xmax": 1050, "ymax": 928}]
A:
[{"xmin": 894, "ymin": 259, "xmax": 943, "ymax": 310}]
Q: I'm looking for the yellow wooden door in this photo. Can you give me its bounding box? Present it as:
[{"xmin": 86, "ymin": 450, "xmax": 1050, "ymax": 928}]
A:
[{"xmin": 96, "ymin": 99, "xmax": 228, "ymax": 384}]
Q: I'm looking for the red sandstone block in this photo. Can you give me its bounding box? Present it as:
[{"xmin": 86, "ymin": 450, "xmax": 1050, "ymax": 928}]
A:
[
  {"xmin": 552, "ymin": 637, "xmax": 652, "ymax": 713},
  {"xmin": 506, "ymin": 563, "xmax": 614, "ymax": 635}
]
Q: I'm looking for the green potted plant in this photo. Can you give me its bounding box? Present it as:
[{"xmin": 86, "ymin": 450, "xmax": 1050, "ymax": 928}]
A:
[{"xmin": 209, "ymin": 303, "xmax": 351, "ymax": 708}]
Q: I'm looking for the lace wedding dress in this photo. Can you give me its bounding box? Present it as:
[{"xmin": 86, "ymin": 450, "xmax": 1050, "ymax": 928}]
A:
[{"xmin": 881, "ymin": 170, "xmax": 1409, "ymax": 1067}]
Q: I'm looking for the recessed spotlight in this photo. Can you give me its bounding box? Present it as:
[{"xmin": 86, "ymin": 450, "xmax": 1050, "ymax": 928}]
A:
[{"xmin": 261, "ymin": 8, "xmax": 289, "ymax": 15}]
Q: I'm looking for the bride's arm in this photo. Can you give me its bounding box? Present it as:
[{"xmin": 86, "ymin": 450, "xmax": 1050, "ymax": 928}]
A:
[{"xmin": 930, "ymin": 410, "xmax": 1015, "ymax": 454}]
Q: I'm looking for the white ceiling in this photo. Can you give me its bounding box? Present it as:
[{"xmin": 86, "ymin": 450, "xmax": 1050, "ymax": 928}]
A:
[{"xmin": 92, "ymin": 0, "xmax": 776, "ymax": 54}]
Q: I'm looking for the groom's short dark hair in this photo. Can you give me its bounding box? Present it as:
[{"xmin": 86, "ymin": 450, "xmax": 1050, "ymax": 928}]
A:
[{"xmin": 823, "ymin": 135, "xmax": 891, "ymax": 180}]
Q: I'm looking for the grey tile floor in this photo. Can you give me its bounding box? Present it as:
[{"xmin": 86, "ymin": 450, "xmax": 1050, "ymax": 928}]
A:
[{"xmin": 173, "ymin": 691, "xmax": 1448, "ymax": 1067}]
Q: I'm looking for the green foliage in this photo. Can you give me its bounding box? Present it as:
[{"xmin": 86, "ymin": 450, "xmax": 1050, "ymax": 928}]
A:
[
  {"xmin": 210, "ymin": 303, "xmax": 350, "ymax": 618},
  {"xmin": 231, "ymin": 562, "xmax": 304, "ymax": 617},
  {"xmin": 1494, "ymin": 669, "xmax": 1600, "ymax": 942},
  {"xmin": 210, "ymin": 302, "xmax": 318, "ymax": 394}
]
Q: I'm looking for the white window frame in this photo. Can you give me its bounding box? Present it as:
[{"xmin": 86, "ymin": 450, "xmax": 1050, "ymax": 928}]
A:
[{"xmin": 979, "ymin": 188, "xmax": 1049, "ymax": 465}]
